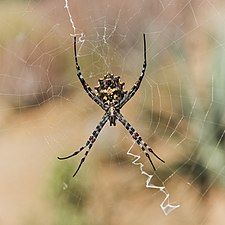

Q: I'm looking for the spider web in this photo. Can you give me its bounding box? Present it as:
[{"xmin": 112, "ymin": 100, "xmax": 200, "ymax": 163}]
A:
[{"xmin": 1, "ymin": 0, "xmax": 225, "ymax": 225}]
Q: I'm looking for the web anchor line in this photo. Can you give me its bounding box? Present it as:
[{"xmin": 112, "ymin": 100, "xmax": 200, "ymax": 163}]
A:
[
  {"xmin": 64, "ymin": 0, "xmax": 76, "ymax": 36},
  {"xmin": 127, "ymin": 142, "xmax": 180, "ymax": 216}
]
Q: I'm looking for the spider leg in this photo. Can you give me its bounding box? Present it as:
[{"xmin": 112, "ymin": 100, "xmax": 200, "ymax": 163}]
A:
[
  {"xmin": 57, "ymin": 142, "xmax": 90, "ymax": 160},
  {"xmin": 143, "ymin": 143, "xmax": 165, "ymax": 163},
  {"xmin": 72, "ymin": 143, "xmax": 94, "ymax": 177},
  {"xmin": 115, "ymin": 112, "xmax": 164, "ymax": 170},
  {"xmin": 74, "ymin": 36, "xmax": 105, "ymax": 110},
  {"xmin": 120, "ymin": 33, "xmax": 147, "ymax": 108},
  {"xmin": 58, "ymin": 113, "xmax": 108, "ymax": 176}
]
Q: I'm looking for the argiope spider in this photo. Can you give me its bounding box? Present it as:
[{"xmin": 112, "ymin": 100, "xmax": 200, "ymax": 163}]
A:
[{"xmin": 58, "ymin": 34, "xmax": 165, "ymax": 177}]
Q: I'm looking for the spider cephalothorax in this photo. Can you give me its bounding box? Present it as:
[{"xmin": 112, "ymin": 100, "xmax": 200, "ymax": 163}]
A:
[{"xmin": 58, "ymin": 34, "xmax": 165, "ymax": 177}]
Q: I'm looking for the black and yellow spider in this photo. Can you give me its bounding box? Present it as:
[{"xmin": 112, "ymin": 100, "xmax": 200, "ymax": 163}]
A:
[{"xmin": 58, "ymin": 34, "xmax": 165, "ymax": 177}]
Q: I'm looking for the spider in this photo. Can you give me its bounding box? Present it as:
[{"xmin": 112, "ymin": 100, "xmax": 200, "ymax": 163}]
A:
[{"xmin": 58, "ymin": 34, "xmax": 165, "ymax": 177}]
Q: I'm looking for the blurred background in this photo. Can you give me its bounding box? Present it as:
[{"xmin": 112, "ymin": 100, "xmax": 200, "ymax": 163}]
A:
[{"xmin": 0, "ymin": 0, "xmax": 225, "ymax": 224}]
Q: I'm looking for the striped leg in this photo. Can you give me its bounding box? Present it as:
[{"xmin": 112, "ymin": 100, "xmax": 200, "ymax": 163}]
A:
[
  {"xmin": 116, "ymin": 112, "xmax": 165, "ymax": 170},
  {"xmin": 120, "ymin": 33, "xmax": 147, "ymax": 108},
  {"xmin": 72, "ymin": 143, "xmax": 93, "ymax": 177},
  {"xmin": 58, "ymin": 113, "xmax": 109, "ymax": 177},
  {"xmin": 74, "ymin": 36, "xmax": 105, "ymax": 110}
]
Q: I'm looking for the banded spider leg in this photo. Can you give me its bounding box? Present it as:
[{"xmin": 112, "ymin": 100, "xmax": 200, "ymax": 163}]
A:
[
  {"xmin": 115, "ymin": 111, "xmax": 165, "ymax": 170},
  {"xmin": 58, "ymin": 113, "xmax": 108, "ymax": 177}
]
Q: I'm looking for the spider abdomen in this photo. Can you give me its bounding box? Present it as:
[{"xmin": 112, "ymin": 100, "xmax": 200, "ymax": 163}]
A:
[{"xmin": 94, "ymin": 73, "xmax": 127, "ymax": 104}]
